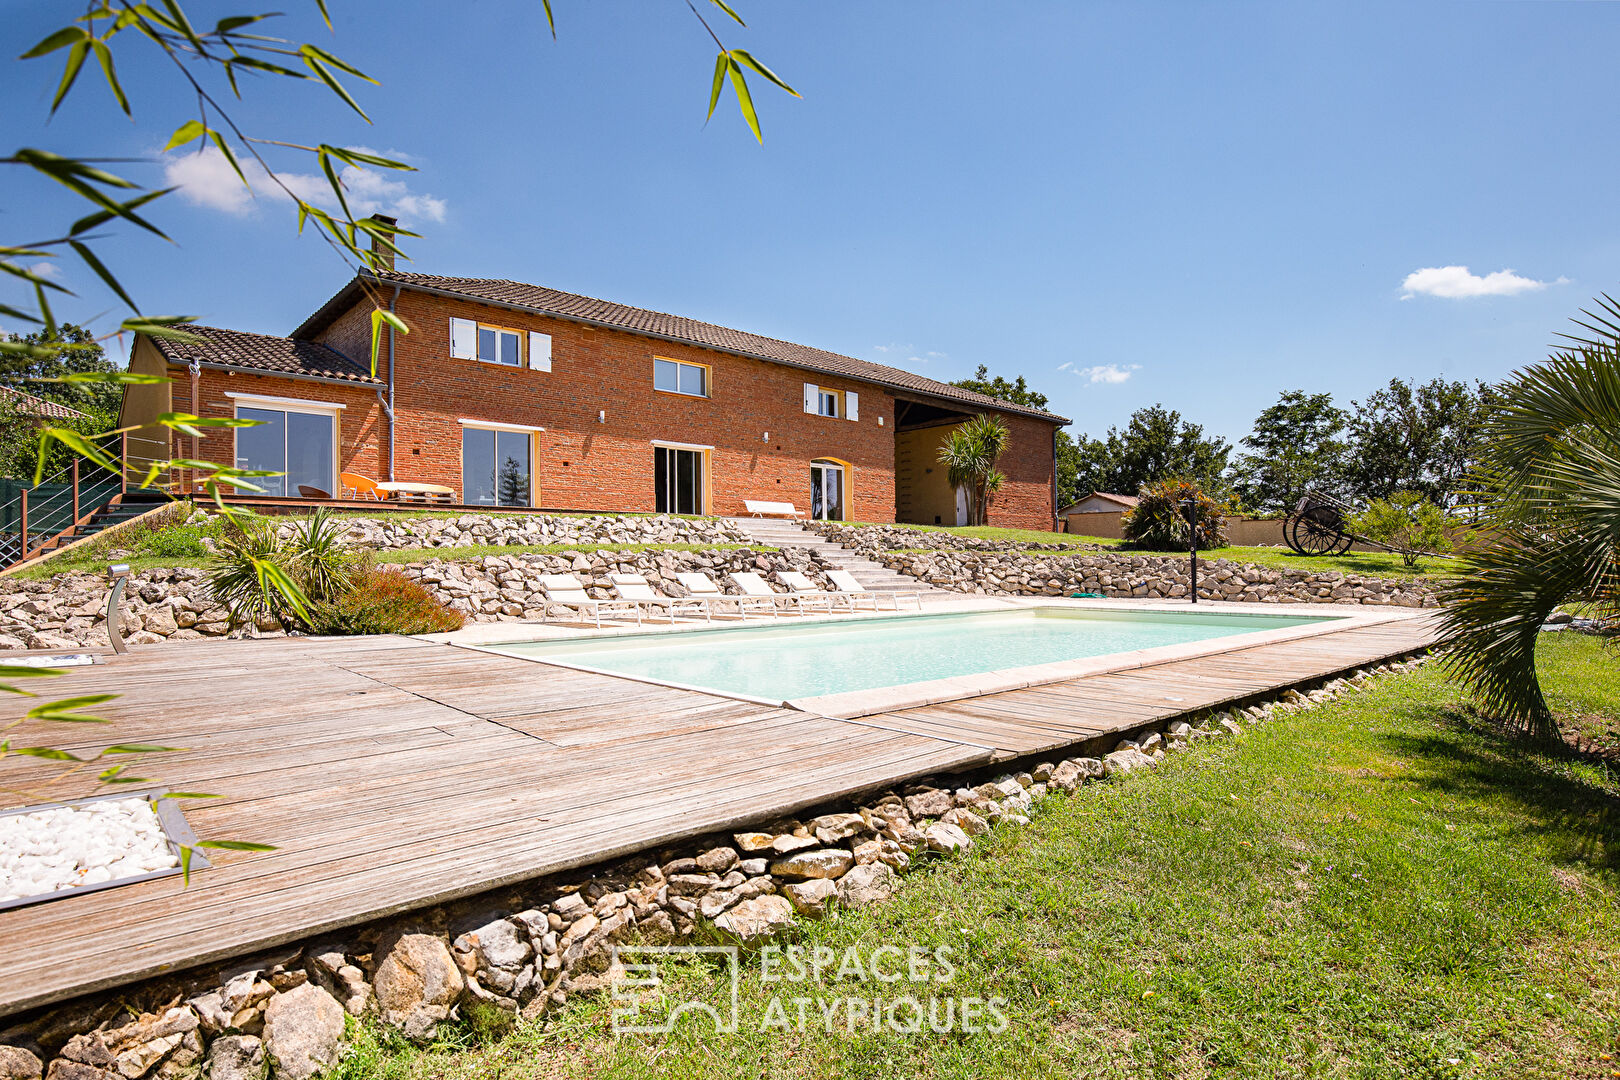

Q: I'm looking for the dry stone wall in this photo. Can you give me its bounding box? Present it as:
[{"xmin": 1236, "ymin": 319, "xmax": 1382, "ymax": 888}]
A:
[
  {"xmin": 806, "ymin": 522, "xmax": 1439, "ymax": 608},
  {"xmin": 0, "ymin": 548, "xmax": 842, "ymax": 650},
  {"xmin": 0, "ymin": 657, "xmax": 1431, "ymax": 1080}
]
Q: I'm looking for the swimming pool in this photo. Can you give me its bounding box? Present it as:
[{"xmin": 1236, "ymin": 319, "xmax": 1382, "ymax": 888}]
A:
[{"xmin": 483, "ymin": 607, "xmax": 1335, "ymax": 702}]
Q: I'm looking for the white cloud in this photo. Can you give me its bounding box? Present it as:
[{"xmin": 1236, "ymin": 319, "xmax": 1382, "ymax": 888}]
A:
[
  {"xmin": 1056, "ymin": 361, "xmax": 1074, "ymax": 372},
  {"xmin": 163, "ymin": 146, "xmax": 447, "ymax": 226},
  {"xmin": 1399, "ymin": 265, "xmax": 1566, "ymax": 300},
  {"xmin": 1072, "ymin": 363, "xmax": 1139, "ymax": 384},
  {"xmin": 872, "ymin": 342, "xmax": 942, "ymax": 365}
]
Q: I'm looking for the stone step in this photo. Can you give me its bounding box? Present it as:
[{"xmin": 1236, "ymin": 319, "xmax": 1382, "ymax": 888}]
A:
[{"xmin": 725, "ymin": 518, "xmax": 949, "ymax": 596}]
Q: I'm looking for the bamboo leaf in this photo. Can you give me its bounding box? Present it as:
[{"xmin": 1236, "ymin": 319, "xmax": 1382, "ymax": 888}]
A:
[
  {"xmin": 90, "ymin": 39, "xmax": 131, "ymax": 116},
  {"xmin": 539, "ymin": 0, "xmax": 556, "ymax": 39},
  {"xmin": 708, "ymin": 0, "xmax": 747, "ymax": 25},
  {"xmin": 728, "ymin": 49, "xmax": 799, "ymax": 97},
  {"xmin": 29, "ymin": 693, "xmax": 118, "ymax": 714},
  {"xmin": 20, "ymin": 26, "xmax": 88, "ymax": 58},
  {"xmin": 298, "ymin": 49, "xmax": 370, "ymax": 121},
  {"xmin": 197, "ymin": 840, "xmax": 278, "ymax": 851},
  {"xmin": 161, "ymin": 791, "xmax": 220, "ymax": 799},
  {"xmin": 706, "ymin": 51, "xmax": 727, "ymax": 123},
  {"xmin": 37, "ymin": 427, "xmax": 122, "ymax": 478},
  {"xmin": 39, "ymin": 370, "xmax": 168, "ymax": 385},
  {"xmin": 10, "ymin": 746, "xmax": 83, "ymax": 761},
  {"xmin": 69, "ymin": 187, "xmax": 170, "ymax": 237},
  {"xmin": 50, "ymin": 40, "xmax": 91, "ymax": 113},
  {"xmin": 100, "ymin": 744, "xmax": 180, "ymax": 755},
  {"xmin": 727, "ymin": 57, "xmax": 762, "ymax": 143},
  {"xmin": 68, "ymin": 240, "xmax": 139, "ymax": 312},
  {"xmin": 163, "ymin": 119, "xmax": 207, "ymax": 152}
]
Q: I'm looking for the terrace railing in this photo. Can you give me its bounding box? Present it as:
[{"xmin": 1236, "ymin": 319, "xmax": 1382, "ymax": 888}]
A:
[{"xmin": 0, "ymin": 432, "xmax": 127, "ymax": 568}]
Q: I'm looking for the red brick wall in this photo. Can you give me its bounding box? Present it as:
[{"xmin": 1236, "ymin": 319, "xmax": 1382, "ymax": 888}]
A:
[{"xmin": 248, "ymin": 287, "xmax": 1061, "ymax": 529}]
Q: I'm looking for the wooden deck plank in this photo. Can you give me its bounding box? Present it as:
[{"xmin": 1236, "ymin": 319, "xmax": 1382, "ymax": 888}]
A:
[{"xmin": 0, "ymin": 609, "xmax": 1440, "ymax": 1017}]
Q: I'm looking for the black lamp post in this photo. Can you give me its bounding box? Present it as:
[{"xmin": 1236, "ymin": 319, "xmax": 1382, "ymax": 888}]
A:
[{"xmin": 1181, "ymin": 496, "xmax": 1199, "ymax": 604}]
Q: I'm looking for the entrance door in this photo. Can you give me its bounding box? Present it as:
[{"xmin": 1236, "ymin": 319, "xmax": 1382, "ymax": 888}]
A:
[
  {"xmin": 655, "ymin": 446, "xmax": 704, "ymax": 514},
  {"xmin": 810, "ymin": 461, "xmax": 845, "ymax": 521}
]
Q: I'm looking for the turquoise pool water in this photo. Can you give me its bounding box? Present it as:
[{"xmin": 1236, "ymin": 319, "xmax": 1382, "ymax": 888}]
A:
[{"xmin": 487, "ymin": 607, "xmax": 1333, "ymax": 701}]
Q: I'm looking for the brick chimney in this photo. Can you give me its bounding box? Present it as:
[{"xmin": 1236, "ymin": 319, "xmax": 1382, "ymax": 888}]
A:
[{"xmin": 368, "ymin": 214, "xmax": 397, "ymax": 272}]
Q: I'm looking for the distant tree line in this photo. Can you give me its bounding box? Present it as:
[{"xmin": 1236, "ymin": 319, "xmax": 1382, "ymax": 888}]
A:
[{"xmin": 950, "ymin": 366, "xmax": 1496, "ymax": 516}]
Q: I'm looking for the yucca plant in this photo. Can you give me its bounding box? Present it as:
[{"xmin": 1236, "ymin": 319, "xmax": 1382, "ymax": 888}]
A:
[
  {"xmin": 1121, "ymin": 477, "xmax": 1230, "ymax": 550},
  {"xmin": 284, "ymin": 506, "xmax": 358, "ymax": 607},
  {"xmin": 938, "ymin": 414, "xmax": 1010, "ymax": 526},
  {"xmin": 1437, "ymin": 294, "xmax": 1620, "ymax": 738}
]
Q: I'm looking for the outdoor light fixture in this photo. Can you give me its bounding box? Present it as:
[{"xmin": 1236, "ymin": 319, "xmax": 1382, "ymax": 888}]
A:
[
  {"xmin": 598, "ymin": 410, "xmax": 606, "ymax": 423},
  {"xmin": 106, "ymin": 563, "xmax": 131, "ymax": 653},
  {"xmin": 763, "ymin": 432, "xmax": 770, "ymax": 442},
  {"xmin": 1179, "ymin": 498, "xmax": 1200, "ymax": 605}
]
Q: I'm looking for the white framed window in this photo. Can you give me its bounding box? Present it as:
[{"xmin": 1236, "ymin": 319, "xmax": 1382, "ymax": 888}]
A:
[
  {"xmin": 450, "ymin": 317, "xmax": 539, "ymax": 369},
  {"xmin": 461, "ymin": 421, "xmax": 538, "ymax": 507},
  {"xmin": 803, "ymin": 383, "xmax": 859, "ymax": 421},
  {"xmin": 654, "ymin": 357, "xmax": 709, "ymax": 398},
  {"xmin": 228, "ymin": 393, "xmax": 343, "ymax": 498}
]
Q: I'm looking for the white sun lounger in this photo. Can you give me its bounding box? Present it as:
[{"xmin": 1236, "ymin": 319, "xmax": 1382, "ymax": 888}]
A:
[
  {"xmin": 729, "ymin": 572, "xmax": 807, "ymax": 614},
  {"xmin": 825, "ymin": 569, "xmax": 922, "ymax": 611},
  {"xmin": 674, "ymin": 572, "xmax": 777, "ymax": 619},
  {"xmin": 609, "ymin": 573, "xmax": 711, "ymax": 622},
  {"xmin": 776, "ymin": 571, "xmax": 844, "ymax": 612},
  {"xmin": 539, "ymin": 574, "xmax": 644, "ymax": 628}
]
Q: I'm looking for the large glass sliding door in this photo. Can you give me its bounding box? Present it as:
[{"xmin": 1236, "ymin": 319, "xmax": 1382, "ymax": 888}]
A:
[
  {"xmin": 235, "ymin": 405, "xmax": 336, "ymax": 497},
  {"xmin": 462, "ymin": 427, "xmax": 533, "ymax": 507},
  {"xmin": 810, "ymin": 460, "xmax": 845, "ymax": 521},
  {"xmin": 654, "ymin": 446, "xmax": 704, "ymax": 515}
]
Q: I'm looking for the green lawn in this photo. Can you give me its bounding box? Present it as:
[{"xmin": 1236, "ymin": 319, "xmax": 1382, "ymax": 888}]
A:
[{"xmin": 332, "ymin": 633, "xmax": 1620, "ymax": 1080}]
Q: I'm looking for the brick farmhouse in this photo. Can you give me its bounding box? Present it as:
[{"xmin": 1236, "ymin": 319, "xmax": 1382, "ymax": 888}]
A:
[{"xmin": 120, "ymin": 263, "xmax": 1068, "ymax": 528}]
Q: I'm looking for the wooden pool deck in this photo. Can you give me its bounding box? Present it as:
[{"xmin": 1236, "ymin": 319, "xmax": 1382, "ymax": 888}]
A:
[{"xmin": 0, "ymin": 605, "xmax": 1441, "ymax": 1019}]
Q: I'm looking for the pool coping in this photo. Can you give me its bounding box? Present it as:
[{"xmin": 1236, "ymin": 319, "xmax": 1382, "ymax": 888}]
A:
[{"xmin": 445, "ymin": 597, "xmax": 1426, "ymax": 719}]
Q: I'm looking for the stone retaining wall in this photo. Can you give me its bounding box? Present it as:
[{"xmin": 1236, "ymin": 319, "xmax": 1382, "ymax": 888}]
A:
[
  {"xmin": 801, "ymin": 522, "xmax": 1438, "ymax": 608},
  {"xmin": 881, "ymin": 549, "xmax": 1439, "ymax": 606},
  {"xmin": 0, "ymin": 657, "xmax": 1430, "ymax": 1080},
  {"xmin": 0, "ymin": 547, "xmax": 842, "ymax": 651},
  {"xmin": 312, "ymin": 512, "xmax": 749, "ymax": 551}
]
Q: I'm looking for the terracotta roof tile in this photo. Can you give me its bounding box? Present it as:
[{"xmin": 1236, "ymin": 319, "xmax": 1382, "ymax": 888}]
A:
[
  {"xmin": 299, "ymin": 271, "xmax": 1067, "ymax": 423},
  {"xmin": 150, "ymin": 326, "xmax": 380, "ymax": 385},
  {"xmin": 0, "ymin": 385, "xmax": 90, "ymax": 420}
]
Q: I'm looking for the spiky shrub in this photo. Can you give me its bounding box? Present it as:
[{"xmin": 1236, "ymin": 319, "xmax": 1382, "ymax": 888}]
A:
[
  {"xmin": 1438, "ymin": 294, "xmax": 1620, "ymax": 738},
  {"xmin": 309, "ymin": 566, "xmax": 465, "ymax": 636},
  {"xmin": 937, "ymin": 414, "xmax": 1010, "ymax": 526},
  {"xmin": 206, "ymin": 508, "xmax": 354, "ymax": 630},
  {"xmin": 1121, "ymin": 478, "xmax": 1230, "ymax": 550},
  {"xmin": 205, "ymin": 514, "xmax": 293, "ymax": 629},
  {"xmin": 1352, "ymin": 492, "xmax": 1452, "ymax": 568},
  {"xmin": 282, "ymin": 507, "xmax": 357, "ymax": 606}
]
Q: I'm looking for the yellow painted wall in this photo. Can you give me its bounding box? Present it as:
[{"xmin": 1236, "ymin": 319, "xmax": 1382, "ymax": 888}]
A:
[{"xmin": 895, "ymin": 422, "xmax": 959, "ymax": 526}]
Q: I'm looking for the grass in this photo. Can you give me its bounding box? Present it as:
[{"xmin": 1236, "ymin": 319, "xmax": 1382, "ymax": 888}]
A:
[{"xmin": 329, "ymin": 634, "xmax": 1620, "ymax": 1080}]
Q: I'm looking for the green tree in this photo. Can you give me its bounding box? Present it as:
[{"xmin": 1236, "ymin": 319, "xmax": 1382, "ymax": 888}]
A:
[
  {"xmin": 1345, "ymin": 377, "xmax": 1493, "ymax": 508},
  {"xmin": 948, "ymin": 365, "xmax": 1085, "ymax": 505},
  {"xmin": 1352, "ymin": 492, "xmax": 1452, "ymax": 569},
  {"xmin": 937, "ymin": 414, "xmax": 1010, "ymax": 526},
  {"xmin": 1069, "ymin": 405, "xmax": 1231, "ymax": 497},
  {"xmin": 1229, "ymin": 390, "xmax": 1350, "ymax": 515},
  {"xmin": 1439, "ymin": 295, "xmax": 1620, "ymax": 738},
  {"xmin": 2, "ymin": 324, "xmax": 123, "ymax": 429}
]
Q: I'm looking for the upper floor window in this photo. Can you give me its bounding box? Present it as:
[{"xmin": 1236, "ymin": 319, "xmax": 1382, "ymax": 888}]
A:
[
  {"xmin": 802, "ymin": 382, "xmax": 860, "ymax": 421},
  {"xmin": 479, "ymin": 326, "xmax": 522, "ymax": 367},
  {"xmin": 654, "ymin": 357, "xmax": 709, "ymax": 398},
  {"xmin": 449, "ymin": 317, "xmax": 552, "ymax": 372}
]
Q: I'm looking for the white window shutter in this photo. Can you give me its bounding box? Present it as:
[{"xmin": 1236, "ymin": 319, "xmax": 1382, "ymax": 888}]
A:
[
  {"xmin": 846, "ymin": 391, "xmax": 859, "ymax": 422},
  {"xmin": 449, "ymin": 317, "xmax": 475, "ymax": 359},
  {"xmin": 529, "ymin": 331, "xmax": 552, "ymax": 372},
  {"xmin": 803, "ymin": 383, "xmax": 818, "ymax": 414}
]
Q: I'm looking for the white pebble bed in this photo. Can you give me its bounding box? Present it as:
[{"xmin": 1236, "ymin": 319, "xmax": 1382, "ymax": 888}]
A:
[{"xmin": 0, "ymin": 797, "xmax": 180, "ymax": 903}]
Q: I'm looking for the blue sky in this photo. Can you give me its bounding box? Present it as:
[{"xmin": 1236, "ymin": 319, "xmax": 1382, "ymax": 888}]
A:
[{"xmin": 5, "ymin": 1, "xmax": 1617, "ymax": 444}]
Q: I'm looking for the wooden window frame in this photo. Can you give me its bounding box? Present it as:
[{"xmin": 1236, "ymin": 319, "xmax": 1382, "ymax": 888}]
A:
[
  {"xmin": 473, "ymin": 322, "xmax": 526, "ymax": 369},
  {"xmin": 652, "ymin": 357, "xmax": 711, "ymax": 399}
]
